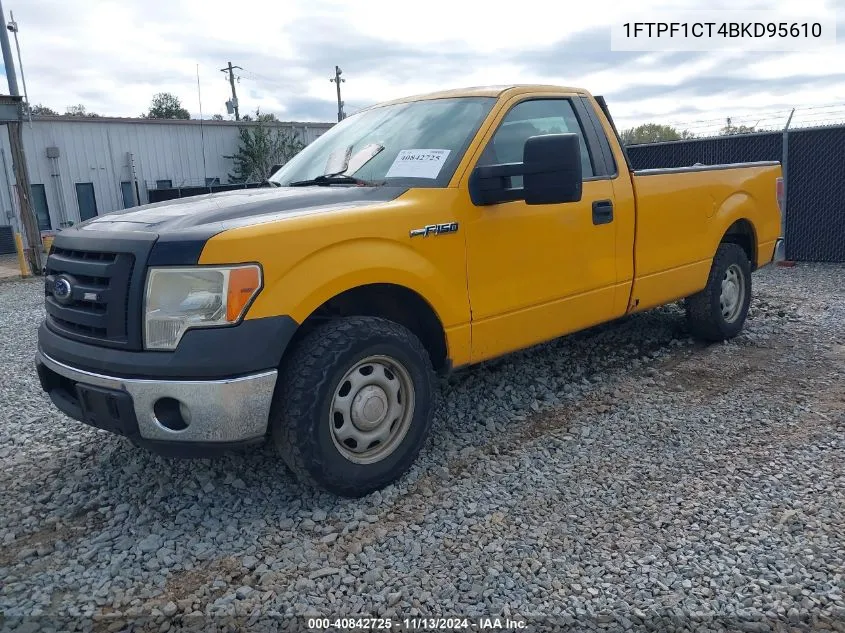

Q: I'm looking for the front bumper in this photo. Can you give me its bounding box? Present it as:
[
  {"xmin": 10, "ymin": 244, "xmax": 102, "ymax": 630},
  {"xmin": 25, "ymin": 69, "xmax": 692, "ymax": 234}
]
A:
[{"xmin": 36, "ymin": 349, "xmax": 277, "ymax": 453}]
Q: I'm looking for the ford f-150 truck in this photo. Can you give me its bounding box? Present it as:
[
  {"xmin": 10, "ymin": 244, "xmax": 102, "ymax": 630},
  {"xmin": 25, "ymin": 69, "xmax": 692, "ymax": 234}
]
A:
[{"xmin": 36, "ymin": 85, "xmax": 783, "ymax": 497}]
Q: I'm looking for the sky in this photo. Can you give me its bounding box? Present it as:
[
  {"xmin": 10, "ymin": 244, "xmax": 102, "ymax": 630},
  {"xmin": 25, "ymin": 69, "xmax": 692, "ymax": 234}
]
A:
[{"xmin": 5, "ymin": 0, "xmax": 845, "ymax": 135}]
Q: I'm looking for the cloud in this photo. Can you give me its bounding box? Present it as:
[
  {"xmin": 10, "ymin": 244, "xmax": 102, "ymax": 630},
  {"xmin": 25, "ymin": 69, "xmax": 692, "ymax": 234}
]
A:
[
  {"xmin": 609, "ymin": 69, "xmax": 845, "ymax": 104},
  {"xmin": 9, "ymin": 0, "xmax": 845, "ymax": 135}
]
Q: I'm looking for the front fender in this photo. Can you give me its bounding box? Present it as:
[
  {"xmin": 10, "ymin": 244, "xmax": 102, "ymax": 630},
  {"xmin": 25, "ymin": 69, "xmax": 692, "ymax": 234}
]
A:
[{"xmin": 244, "ymin": 237, "xmax": 469, "ymax": 329}]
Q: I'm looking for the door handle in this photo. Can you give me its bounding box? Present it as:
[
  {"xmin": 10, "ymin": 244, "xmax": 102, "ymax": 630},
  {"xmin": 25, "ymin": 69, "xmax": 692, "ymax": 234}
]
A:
[{"xmin": 592, "ymin": 200, "xmax": 614, "ymax": 225}]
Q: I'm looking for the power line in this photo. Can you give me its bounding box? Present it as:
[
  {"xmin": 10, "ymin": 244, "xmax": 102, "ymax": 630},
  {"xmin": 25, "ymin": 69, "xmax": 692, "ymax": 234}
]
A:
[
  {"xmin": 669, "ymin": 103, "xmax": 845, "ymax": 127},
  {"xmin": 659, "ymin": 101, "xmax": 845, "ymax": 130},
  {"xmin": 617, "ymin": 101, "xmax": 845, "ymax": 140},
  {"xmin": 649, "ymin": 104, "xmax": 845, "ymax": 137},
  {"xmin": 239, "ymin": 69, "xmax": 279, "ymax": 84}
]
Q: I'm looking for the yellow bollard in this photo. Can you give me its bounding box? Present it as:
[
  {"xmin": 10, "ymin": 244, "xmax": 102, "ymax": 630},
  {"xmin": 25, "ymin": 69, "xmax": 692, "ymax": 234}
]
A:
[{"xmin": 13, "ymin": 232, "xmax": 30, "ymax": 277}]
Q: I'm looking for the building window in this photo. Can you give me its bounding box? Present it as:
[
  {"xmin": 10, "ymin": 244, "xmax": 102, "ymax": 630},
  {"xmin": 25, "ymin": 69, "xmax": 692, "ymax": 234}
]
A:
[
  {"xmin": 156, "ymin": 179, "xmax": 173, "ymax": 189},
  {"xmin": 205, "ymin": 177, "xmax": 220, "ymax": 186},
  {"xmin": 30, "ymin": 184, "xmax": 52, "ymax": 231},
  {"xmin": 75, "ymin": 183, "xmax": 98, "ymax": 221}
]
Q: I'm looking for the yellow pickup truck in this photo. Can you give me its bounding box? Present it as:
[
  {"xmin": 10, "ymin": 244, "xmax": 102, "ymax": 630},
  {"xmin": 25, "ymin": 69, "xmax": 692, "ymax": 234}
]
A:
[{"xmin": 36, "ymin": 85, "xmax": 783, "ymax": 497}]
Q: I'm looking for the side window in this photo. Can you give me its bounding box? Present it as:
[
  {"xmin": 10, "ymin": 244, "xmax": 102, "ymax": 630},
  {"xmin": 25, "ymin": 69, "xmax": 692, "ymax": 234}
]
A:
[{"xmin": 477, "ymin": 99, "xmax": 594, "ymax": 187}]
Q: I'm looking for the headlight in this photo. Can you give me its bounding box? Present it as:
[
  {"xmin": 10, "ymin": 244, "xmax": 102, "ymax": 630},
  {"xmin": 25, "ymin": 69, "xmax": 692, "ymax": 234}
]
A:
[{"xmin": 144, "ymin": 265, "xmax": 262, "ymax": 350}]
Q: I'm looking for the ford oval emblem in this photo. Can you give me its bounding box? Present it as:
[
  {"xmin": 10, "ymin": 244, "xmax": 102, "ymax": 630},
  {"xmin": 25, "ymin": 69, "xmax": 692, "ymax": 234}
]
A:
[{"xmin": 53, "ymin": 277, "xmax": 73, "ymax": 303}]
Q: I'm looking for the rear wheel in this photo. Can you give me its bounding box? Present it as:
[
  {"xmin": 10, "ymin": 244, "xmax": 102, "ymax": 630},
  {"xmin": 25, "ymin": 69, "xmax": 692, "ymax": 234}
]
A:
[
  {"xmin": 685, "ymin": 242, "xmax": 752, "ymax": 342},
  {"xmin": 270, "ymin": 316, "xmax": 436, "ymax": 497}
]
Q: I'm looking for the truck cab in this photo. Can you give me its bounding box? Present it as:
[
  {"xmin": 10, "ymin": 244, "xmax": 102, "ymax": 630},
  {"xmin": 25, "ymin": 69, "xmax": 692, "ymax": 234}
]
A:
[{"xmin": 36, "ymin": 85, "xmax": 783, "ymax": 497}]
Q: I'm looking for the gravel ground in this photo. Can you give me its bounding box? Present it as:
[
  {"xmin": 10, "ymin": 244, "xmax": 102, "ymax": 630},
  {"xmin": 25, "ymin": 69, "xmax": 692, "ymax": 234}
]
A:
[{"xmin": 1, "ymin": 264, "xmax": 844, "ymax": 633}]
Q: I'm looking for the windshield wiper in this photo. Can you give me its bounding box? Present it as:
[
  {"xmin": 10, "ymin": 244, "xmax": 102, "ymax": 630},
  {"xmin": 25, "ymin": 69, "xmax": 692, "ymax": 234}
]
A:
[
  {"xmin": 288, "ymin": 143, "xmax": 386, "ymax": 188},
  {"xmin": 261, "ymin": 179, "xmax": 282, "ymax": 187},
  {"xmin": 288, "ymin": 174, "xmax": 376, "ymax": 187}
]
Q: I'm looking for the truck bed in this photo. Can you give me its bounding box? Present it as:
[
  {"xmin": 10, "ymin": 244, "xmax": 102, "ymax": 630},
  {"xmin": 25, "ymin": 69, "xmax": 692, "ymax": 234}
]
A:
[{"xmin": 629, "ymin": 161, "xmax": 783, "ymax": 312}]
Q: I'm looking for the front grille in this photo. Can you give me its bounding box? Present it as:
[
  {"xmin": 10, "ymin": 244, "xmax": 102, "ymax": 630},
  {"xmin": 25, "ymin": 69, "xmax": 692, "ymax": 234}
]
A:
[{"xmin": 45, "ymin": 246, "xmax": 136, "ymax": 345}]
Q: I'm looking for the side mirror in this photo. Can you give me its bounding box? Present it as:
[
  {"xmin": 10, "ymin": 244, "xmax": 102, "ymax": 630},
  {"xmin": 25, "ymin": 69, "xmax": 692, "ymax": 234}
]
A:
[
  {"xmin": 523, "ymin": 133, "xmax": 582, "ymax": 205},
  {"xmin": 468, "ymin": 133, "xmax": 583, "ymax": 206}
]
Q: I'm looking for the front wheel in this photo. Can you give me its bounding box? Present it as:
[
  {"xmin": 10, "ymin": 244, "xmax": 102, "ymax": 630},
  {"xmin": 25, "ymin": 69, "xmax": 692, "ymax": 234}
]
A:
[
  {"xmin": 685, "ymin": 242, "xmax": 752, "ymax": 342},
  {"xmin": 270, "ymin": 316, "xmax": 436, "ymax": 497}
]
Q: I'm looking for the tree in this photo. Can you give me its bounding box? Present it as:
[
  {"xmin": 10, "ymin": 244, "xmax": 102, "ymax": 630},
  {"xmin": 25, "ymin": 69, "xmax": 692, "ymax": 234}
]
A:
[
  {"xmin": 238, "ymin": 111, "xmax": 279, "ymax": 122},
  {"xmin": 64, "ymin": 104, "xmax": 99, "ymax": 117},
  {"xmin": 145, "ymin": 92, "xmax": 190, "ymax": 120},
  {"xmin": 30, "ymin": 103, "xmax": 59, "ymax": 116},
  {"xmin": 211, "ymin": 114, "xmax": 224, "ymax": 121},
  {"xmin": 720, "ymin": 118, "xmax": 756, "ymax": 136},
  {"xmin": 226, "ymin": 108, "xmax": 305, "ymax": 183},
  {"xmin": 619, "ymin": 123, "xmax": 695, "ymax": 145}
]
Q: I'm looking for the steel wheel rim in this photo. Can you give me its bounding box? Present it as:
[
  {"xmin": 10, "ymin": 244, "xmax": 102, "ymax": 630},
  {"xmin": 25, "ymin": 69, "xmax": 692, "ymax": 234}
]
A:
[
  {"xmin": 329, "ymin": 355, "xmax": 415, "ymax": 465},
  {"xmin": 720, "ymin": 264, "xmax": 745, "ymax": 323}
]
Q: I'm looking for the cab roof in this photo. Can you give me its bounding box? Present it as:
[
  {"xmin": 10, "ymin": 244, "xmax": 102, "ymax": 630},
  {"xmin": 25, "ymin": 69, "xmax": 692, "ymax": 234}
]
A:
[{"xmin": 363, "ymin": 85, "xmax": 592, "ymax": 110}]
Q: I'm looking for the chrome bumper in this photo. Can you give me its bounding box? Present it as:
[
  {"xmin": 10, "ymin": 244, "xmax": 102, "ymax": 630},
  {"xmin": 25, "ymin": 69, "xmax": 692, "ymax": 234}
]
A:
[{"xmin": 37, "ymin": 350, "xmax": 277, "ymax": 443}]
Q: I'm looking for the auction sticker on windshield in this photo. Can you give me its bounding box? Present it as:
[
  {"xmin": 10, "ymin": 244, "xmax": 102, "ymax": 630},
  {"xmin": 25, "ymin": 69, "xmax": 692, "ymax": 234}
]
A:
[{"xmin": 385, "ymin": 149, "xmax": 451, "ymax": 179}]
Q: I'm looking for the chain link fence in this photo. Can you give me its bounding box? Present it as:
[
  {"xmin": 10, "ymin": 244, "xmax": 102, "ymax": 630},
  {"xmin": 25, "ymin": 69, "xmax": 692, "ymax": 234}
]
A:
[
  {"xmin": 626, "ymin": 124, "xmax": 845, "ymax": 262},
  {"xmin": 783, "ymin": 126, "xmax": 845, "ymax": 262}
]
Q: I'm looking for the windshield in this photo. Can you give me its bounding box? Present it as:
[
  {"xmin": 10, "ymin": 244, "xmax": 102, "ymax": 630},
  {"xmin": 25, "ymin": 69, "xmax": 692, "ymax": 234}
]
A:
[{"xmin": 270, "ymin": 97, "xmax": 496, "ymax": 187}]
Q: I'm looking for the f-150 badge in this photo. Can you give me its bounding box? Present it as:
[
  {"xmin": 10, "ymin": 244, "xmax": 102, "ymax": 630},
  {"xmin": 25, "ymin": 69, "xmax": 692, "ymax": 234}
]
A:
[{"xmin": 409, "ymin": 222, "xmax": 459, "ymax": 238}]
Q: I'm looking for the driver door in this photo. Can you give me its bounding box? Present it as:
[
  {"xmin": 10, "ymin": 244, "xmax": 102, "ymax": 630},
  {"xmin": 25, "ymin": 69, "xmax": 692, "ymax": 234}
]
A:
[{"xmin": 462, "ymin": 95, "xmax": 620, "ymax": 362}]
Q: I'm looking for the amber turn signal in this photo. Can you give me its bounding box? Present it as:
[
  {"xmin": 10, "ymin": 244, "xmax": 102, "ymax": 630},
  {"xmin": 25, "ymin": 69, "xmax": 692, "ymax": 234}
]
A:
[{"xmin": 226, "ymin": 265, "xmax": 262, "ymax": 321}]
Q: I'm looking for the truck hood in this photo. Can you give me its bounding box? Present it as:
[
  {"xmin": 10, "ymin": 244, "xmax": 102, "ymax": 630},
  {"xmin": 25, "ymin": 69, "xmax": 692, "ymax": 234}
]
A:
[{"xmin": 75, "ymin": 185, "xmax": 410, "ymax": 234}]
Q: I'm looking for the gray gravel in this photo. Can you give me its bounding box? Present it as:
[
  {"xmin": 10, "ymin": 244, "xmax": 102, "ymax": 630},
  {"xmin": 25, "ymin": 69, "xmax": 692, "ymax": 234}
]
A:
[{"xmin": 1, "ymin": 264, "xmax": 844, "ymax": 632}]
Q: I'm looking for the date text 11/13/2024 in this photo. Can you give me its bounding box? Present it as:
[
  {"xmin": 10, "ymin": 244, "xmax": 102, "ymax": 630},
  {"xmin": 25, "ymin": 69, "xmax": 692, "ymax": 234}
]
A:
[{"xmin": 307, "ymin": 616, "xmax": 528, "ymax": 630}]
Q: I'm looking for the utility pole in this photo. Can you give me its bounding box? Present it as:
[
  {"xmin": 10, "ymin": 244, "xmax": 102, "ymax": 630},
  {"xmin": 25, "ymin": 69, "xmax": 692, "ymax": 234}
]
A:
[
  {"xmin": 0, "ymin": 0, "xmax": 16, "ymax": 96},
  {"xmin": 220, "ymin": 61, "xmax": 242, "ymax": 120},
  {"xmin": 0, "ymin": 0, "xmax": 41, "ymax": 274},
  {"xmin": 330, "ymin": 65, "xmax": 345, "ymax": 122},
  {"xmin": 9, "ymin": 115, "xmax": 41, "ymax": 273},
  {"xmin": 7, "ymin": 12, "xmax": 30, "ymax": 125}
]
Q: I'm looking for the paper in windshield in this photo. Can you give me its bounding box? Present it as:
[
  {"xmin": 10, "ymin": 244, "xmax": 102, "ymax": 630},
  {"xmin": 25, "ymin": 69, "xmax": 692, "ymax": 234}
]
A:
[
  {"xmin": 385, "ymin": 149, "xmax": 451, "ymax": 179},
  {"xmin": 345, "ymin": 143, "xmax": 384, "ymax": 174},
  {"xmin": 324, "ymin": 145, "xmax": 353, "ymax": 175}
]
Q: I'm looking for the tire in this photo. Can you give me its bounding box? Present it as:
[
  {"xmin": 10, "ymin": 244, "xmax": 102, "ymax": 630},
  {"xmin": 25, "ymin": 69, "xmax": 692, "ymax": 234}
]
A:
[
  {"xmin": 270, "ymin": 316, "xmax": 437, "ymax": 497},
  {"xmin": 685, "ymin": 242, "xmax": 752, "ymax": 342}
]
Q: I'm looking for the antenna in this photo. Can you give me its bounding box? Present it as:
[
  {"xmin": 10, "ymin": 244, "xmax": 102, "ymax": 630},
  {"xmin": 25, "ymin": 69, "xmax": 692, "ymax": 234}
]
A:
[{"xmin": 197, "ymin": 64, "xmax": 208, "ymax": 185}]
